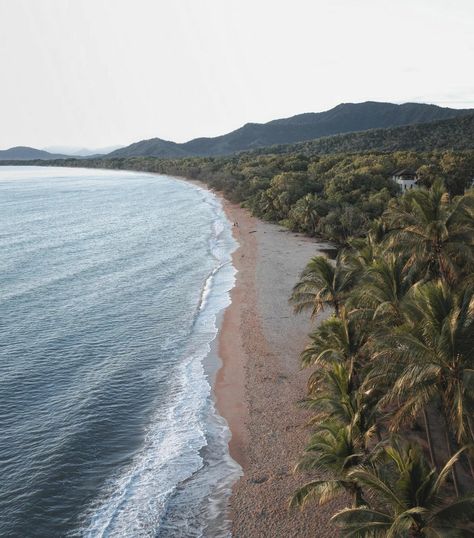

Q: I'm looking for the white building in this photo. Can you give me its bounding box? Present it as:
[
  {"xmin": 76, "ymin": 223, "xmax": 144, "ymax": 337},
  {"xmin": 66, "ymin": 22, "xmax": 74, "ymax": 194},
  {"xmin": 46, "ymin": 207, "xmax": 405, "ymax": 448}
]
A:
[{"xmin": 391, "ymin": 169, "xmax": 419, "ymax": 192}]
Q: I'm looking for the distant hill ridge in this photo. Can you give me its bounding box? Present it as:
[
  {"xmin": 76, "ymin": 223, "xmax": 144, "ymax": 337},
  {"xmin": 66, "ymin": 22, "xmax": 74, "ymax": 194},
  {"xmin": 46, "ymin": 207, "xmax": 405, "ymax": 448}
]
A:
[
  {"xmin": 250, "ymin": 113, "xmax": 474, "ymax": 156},
  {"xmin": 108, "ymin": 101, "xmax": 473, "ymax": 158},
  {"xmin": 0, "ymin": 146, "xmax": 69, "ymax": 161},
  {"xmin": 0, "ymin": 146, "xmax": 119, "ymax": 161},
  {"xmin": 1, "ymin": 102, "xmax": 472, "ymax": 161}
]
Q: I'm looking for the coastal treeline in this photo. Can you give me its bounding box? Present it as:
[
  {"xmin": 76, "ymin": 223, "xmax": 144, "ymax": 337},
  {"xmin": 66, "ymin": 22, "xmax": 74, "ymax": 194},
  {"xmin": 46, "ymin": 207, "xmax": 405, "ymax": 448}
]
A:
[
  {"xmin": 13, "ymin": 148, "xmax": 474, "ymax": 245},
  {"xmin": 290, "ymin": 180, "xmax": 474, "ymax": 535}
]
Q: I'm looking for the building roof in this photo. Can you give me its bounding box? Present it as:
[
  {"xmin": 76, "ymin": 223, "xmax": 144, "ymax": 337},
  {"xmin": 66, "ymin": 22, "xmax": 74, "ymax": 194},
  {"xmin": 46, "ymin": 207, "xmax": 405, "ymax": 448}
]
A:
[{"xmin": 392, "ymin": 168, "xmax": 417, "ymax": 178}]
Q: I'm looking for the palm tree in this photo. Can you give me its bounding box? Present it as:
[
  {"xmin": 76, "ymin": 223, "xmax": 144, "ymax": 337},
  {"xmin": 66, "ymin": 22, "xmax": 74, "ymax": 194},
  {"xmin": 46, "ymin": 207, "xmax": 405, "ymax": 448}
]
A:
[
  {"xmin": 301, "ymin": 310, "xmax": 369, "ymax": 387},
  {"xmin": 290, "ymin": 254, "xmax": 354, "ymax": 318},
  {"xmin": 350, "ymin": 253, "xmax": 413, "ymax": 325},
  {"xmin": 345, "ymin": 218, "xmax": 388, "ymax": 270},
  {"xmin": 373, "ymin": 281, "xmax": 474, "ymax": 494},
  {"xmin": 384, "ymin": 180, "xmax": 474, "ymax": 285},
  {"xmin": 293, "ymin": 356, "xmax": 382, "ymax": 511},
  {"xmin": 303, "ymin": 362, "xmax": 380, "ymax": 448},
  {"xmin": 299, "ymin": 193, "xmax": 320, "ymax": 234},
  {"xmin": 291, "ymin": 421, "xmax": 367, "ymax": 510},
  {"xmin": 332, "ymin": 440, "xmax": 474, "ymax": 537}
]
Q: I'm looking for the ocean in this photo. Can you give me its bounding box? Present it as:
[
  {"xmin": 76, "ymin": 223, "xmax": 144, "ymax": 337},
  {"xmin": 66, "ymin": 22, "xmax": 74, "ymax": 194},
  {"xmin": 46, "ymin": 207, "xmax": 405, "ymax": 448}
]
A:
[{"xmin": 0, "ymin": 166, "xmax": 241, "ymax": 537}]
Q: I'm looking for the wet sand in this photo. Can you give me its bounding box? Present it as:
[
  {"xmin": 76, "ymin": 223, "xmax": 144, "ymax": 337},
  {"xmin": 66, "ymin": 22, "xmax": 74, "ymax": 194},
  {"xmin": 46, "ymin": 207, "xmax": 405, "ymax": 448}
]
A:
[{"xmin": 215, "ymin": 199, "xmax": 342, "ymax": 537}]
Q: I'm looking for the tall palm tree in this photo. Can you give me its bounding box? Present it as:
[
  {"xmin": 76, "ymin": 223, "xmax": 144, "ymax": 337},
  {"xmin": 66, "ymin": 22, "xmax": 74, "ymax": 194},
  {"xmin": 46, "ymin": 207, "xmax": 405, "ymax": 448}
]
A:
[
  {"xmin": 373, "ymin": 281, "xmax": 474, "ymax": 494},
  {"xmin": 293, "ymin": 315, "xmax": 381, "ymax": 512},
  {"xmin": 350, "ymin": 253, "xmax": 413, "ymax": 325},
  {"xmin": 291, "ymin": 421, "xmax": 367, "ymax": 510},
  {"xmin": 301, "ymin": 310, "xmax": 369, "ymax": 387},
  {"xmin": 299, "ymin": 193, "xmax": 320, "ymax": 234},
  {"xmin": 303, "ymin": 362, "xmax": 380, "ymax": 448},
  {"xmin": 332, "ymin": 440, "xmax": 474, "ymax": 537},
  {"xmin": 290, "ymin": 254, "xmax": 354, "ymax": 318},
  {"xmin": 345, "ymin": 218, "xmax": 388, "ymax": 270},
  {"xmin": 384, "ymin": 180, "xmax": 474, "ymax": 285}
]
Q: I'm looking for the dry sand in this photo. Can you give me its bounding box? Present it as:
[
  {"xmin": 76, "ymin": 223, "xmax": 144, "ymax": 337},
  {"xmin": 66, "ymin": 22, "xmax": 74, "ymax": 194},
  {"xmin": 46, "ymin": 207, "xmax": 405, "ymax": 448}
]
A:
[{"xmin": 215, "ymin": 199, "xmax": 344, "ymax": 537}]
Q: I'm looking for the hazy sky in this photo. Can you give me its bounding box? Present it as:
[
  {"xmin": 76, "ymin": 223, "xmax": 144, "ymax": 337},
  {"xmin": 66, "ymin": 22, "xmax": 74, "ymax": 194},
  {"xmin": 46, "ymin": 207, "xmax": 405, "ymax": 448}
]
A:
[{"xmin": 0, "ymin": 0, "xmax": 473, "ymax": 149}]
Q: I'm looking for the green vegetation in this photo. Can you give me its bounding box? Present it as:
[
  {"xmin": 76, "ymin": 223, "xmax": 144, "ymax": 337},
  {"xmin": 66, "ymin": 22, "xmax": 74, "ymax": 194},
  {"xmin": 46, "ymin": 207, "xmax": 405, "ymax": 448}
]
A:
[
  {"xmin": 15, "ymin": 148, "xmax": 472, "ymax": 245},
  {"xmin": 290, "ymin": 182, "xmax": 474, "ymax": 535},
  {"xmin": 252, "ymin": 113, "xmax": 474, "ymax": 157},
  {"xmin": 332, "ymin": 441, "xmax": 474, "ymax": 537}
]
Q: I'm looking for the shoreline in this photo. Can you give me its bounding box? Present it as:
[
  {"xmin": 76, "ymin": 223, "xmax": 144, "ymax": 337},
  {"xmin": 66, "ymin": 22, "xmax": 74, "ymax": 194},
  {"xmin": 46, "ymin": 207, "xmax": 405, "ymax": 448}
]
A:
[
  {"xmin": 211, "ymin": 197, "xmax": 341, "ymax": 536},
  {"xmin": 213, "ymin": 199, "xmax": 254, "ymax": 469},
  {"xmin": 179, "ymin": 178, "xmax": 250, "ymax": 467},
  {"xmin": 167, "ymin": 175, "xmax": 342, "ymax": 536},
  {"xmin": 175, "ymin": 177, "xmax": 250, "ymax": 466}
]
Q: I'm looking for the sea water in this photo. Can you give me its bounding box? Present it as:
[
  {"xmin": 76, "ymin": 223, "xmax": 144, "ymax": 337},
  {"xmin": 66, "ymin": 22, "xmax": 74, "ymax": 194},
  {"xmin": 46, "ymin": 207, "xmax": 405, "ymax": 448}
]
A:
[{"xmin": 0, "ymin": 166, "xmax": 241, "ymax": 537}]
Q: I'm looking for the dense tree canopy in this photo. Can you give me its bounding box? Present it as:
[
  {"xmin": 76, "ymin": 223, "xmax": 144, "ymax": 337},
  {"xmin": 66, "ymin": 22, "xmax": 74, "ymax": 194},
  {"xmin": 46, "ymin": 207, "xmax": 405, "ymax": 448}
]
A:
[
  {"xmin": 291, "ymin": 182, "xmax": 474, "ymax": 534},
  {"xmin": 10, "ymin": 149, "xmax": 473, "ymax": 245}
]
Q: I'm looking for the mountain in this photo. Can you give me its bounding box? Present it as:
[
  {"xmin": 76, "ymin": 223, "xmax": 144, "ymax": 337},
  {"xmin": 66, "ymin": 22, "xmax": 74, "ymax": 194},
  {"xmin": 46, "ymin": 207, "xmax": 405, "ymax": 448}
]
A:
[
  {"xmin": 107, "ymin": 138, "xmax": 188, "ymax": 159},
  {"xmin": 0, "ymin": 145, "xmax": 124, "ymax": 160},
  {"xmin": 0, "ymin": 146, "xmax": 68, "ymax": 160},
  {"xmin": 108, "ymin": 102, "xmax": 473, "ymax": 159},
  {"xmin": 251, "ymin": 113, "xmax": 474, "ymax": 156},
  {"xmin": 3, "ymin": 102, "xmax": 472, "ymax": 163}
]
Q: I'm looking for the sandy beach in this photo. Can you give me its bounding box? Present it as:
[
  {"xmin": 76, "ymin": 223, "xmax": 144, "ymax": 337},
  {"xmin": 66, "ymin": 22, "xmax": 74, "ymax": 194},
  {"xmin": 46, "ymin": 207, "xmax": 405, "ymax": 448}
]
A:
[{"xmin": 215, "ymin": 198, "xmax": 343, "ymax": 537}]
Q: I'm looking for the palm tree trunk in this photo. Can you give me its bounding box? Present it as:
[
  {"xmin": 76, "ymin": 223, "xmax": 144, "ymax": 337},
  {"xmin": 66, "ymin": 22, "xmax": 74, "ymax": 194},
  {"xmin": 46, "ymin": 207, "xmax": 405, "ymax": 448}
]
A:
[
  {"xmin": 466, "ymin": 456, "xmax": 474, "ymax": 482},
  {"xmin": 352, "ymin": 486, "xmax": 364, "ymax": 508},
  {"xmin": 435, "ymin": 243, "xmax": 449, "ymax": 283},
  {"xmin": 376, "ymin": 426, "xmax": 382, "ymax": 443},
  {"xmin": 466, "ymin": 416, "xmax": 474, "ymax": 480},
  {"xmin": 443, "ymin": 414, "xmax": 461, "ymax": 496},
  {"xmin": 422, "ymin": 408, "xmax": 437, "ymax": 469}
]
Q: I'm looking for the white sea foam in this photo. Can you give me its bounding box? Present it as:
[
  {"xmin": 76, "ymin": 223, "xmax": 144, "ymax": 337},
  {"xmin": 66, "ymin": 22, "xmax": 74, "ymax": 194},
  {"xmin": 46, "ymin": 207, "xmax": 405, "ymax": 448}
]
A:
[{"xmin": 78, "ymin": 181, "xmax": 241, "ymax": 538}]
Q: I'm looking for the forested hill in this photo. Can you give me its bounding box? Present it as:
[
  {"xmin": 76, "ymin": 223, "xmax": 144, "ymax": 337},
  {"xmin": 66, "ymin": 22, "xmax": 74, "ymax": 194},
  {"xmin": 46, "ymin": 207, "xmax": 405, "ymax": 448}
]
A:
[
  {"xmin": 251, "ymin": 113, "xmax": 474, "ymax": 156},
  {"xmin": 0, "ymin": 146, "xmax": 68, "ymax": 160},
  {"xmin": 107, "ymin": 102, "xmax": 472, "ymax": 158}
]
